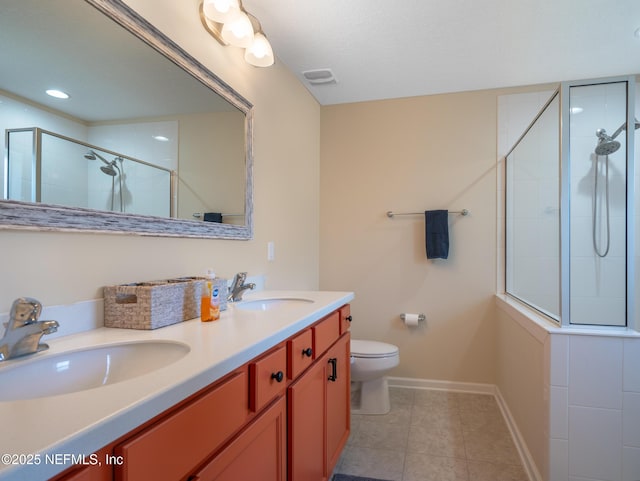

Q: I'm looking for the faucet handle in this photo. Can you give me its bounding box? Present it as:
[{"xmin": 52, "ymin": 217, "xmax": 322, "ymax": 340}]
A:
[{"xmin": 10, "ymin": 297, "xmax": 42, "ymax": 325}]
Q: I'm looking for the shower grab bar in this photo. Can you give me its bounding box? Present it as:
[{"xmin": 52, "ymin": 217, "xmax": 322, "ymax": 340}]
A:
[{"xmin": 386, "ymin": 209, "xmax": 469, "ymax": 218}]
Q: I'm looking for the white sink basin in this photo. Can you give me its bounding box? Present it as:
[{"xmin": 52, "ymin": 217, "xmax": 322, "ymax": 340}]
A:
[
  {"xmin": 0, "ymin": 340, "xmax": 190, "ymax": 401},
  {"xmin": 235, "ymin": 297, "xmax": 314, "ymax": 312}
]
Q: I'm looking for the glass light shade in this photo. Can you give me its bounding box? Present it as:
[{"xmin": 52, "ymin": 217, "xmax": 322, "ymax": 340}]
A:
[
  {"xmin": 202, "ymin": 0, "xmax": 240, "ymax": 23},
  {"xmin": 244, "ymin": 33, "xmax": 274, "ymax": 67},
  {"xmin": 221, "ymin": 10, "xmax": 254, "ymax": 48}
]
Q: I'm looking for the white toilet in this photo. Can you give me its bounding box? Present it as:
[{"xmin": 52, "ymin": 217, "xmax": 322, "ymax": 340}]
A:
[{"xmin": 350, "ymin": 339, "xmax": 400, "ymax": 415}]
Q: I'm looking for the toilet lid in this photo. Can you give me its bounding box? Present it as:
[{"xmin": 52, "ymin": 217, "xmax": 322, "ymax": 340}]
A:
[{"xmin": 351, "ymin": 339, "xmax": 399, "ymax": 358}]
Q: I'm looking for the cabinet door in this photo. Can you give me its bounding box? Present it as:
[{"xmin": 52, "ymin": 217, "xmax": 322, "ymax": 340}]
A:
[
  {"xmin": 287, "ymin": 356, "xmax": 326, "ymax": 481},
  {"xmin": 115, "ymin": 369, "xmax": 249, "ymax": 481},
  {"xmin": 325, "ymin": 333, "xmax": 351, "ymax": 475},
  {"xmin": 190, "ymin": 397, "xmax": 286, "ymax": 481},
  {"xmin": 49, "ymin": 445, "xmax": 113, "ymax": 481}
]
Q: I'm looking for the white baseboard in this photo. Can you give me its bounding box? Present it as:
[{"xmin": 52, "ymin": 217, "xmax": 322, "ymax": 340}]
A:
[
  {"xmin": 387, "ymin": 376, "xmax": 496, "ymax": 395},
  {"xmin": 493, "ymin": 386, "xmax": 543, "ymax": 481},
  {"xmin": 387, "ymin": 376, "xmax": 542, "ymax": 481}
]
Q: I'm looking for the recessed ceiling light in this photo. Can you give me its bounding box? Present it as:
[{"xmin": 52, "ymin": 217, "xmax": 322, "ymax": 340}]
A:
[
  {"xmin": 153, "ymin": 135, "xmax": 170, "ymax": 142},
  {"xmin": 45, "ymin": 89, "xmax": 70, "ymax": 99}
]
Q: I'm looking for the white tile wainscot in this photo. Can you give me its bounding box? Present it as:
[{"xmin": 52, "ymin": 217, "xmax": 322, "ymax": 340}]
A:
[{"xmin": 496, "ymin": 294, "xmax": 640, "ymax": 481}]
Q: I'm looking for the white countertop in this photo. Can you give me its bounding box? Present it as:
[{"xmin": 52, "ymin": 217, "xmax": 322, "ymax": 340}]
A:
[{"xmin": 0, "ymin": 290, "xmax": 354, "ymax": 481}]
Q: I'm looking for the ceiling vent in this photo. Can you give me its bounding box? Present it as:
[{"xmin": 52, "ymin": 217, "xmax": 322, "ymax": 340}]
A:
[{"xmin": 302, "ymin": 68, "xmax": 337, "ymax": 85}]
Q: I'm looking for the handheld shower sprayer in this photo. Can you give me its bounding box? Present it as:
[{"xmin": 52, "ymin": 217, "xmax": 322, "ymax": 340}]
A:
[{"xmin": 591, "ymin": 117, "xmax": 639, "ymax": 257}]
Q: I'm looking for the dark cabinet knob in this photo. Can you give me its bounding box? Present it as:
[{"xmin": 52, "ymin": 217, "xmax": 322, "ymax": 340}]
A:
[
  {"xmin": 302, "ymin": 347, "xmax": 313, "ymax": 357},
  {"xmin": 271, "ymin": 371, "xmax": 284, "ymax": 383},
  {"xmin": 346, "ymin": 315, "xmax": 352, "ymax": 323}
]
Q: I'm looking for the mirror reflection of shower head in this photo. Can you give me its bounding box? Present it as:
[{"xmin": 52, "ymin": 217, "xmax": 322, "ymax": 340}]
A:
[
  {"xmin": 84, "ymin": 149, "xmax": 108, "ymax": 165},
  {"xmin": 100, "ymin": 165, "xmax": 117, "ymax": 176},
  {"xmin": 84, "ymin": 150, "xmax": 120, "ymax": 175}
]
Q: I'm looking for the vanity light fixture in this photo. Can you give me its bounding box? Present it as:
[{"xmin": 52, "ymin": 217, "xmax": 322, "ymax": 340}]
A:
[
  {"xmin": 199, "ymin": 0, "xmax": 274, "ymax": 67},
  {"xmin": 45, "ymin": 89, "xmax": 70, "ymax": 99}
]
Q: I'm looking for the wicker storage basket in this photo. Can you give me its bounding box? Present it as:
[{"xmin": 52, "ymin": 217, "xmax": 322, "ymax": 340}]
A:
[{"xmin": 104, "ymin": 277, "xmax": 205, "ymax": 330}]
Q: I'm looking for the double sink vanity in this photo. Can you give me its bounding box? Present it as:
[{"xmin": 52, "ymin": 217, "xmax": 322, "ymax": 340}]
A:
[{"xmin": 0, "ymin": 290, "xmax": 354, "ymax": 481}]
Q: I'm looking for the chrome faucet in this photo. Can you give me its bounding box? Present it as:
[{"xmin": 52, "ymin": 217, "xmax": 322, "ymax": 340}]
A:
[
  {"xmin": 0, "ymin": 298, "xmax": 59, "ymax": 361},
  {"xmin": 228, "ymin": 272, "xmax": 256, "ymax": 302}
]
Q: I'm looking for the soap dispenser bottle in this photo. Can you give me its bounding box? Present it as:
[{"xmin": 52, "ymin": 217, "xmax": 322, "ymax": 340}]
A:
[
  {"xmin": 206, "ymin": 269, "xmax": 221, "ymax": 321},
  {"xmin": 200, "ymin": 280, "xmax": 212, "ymax": 322}
]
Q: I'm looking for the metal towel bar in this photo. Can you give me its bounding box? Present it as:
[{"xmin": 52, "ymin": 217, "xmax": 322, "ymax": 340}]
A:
[{"xmin": 386, "ymin": 209, "xmax": 469, "ymax": 218}]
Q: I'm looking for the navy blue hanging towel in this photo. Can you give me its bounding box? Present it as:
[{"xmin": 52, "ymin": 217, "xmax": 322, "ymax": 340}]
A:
[
  {"xmin": 425, "ymin": 210, "xmax": 449, "ymax": 259},
  {"xmin": 203, "ymin": 212, "xmax": 223, "ymax": 223}
]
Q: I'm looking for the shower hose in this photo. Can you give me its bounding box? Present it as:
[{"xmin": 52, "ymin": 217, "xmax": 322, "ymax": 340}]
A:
[{"xmin": 592, "ymin": 154, "xmax": 610, "ymax": 258}]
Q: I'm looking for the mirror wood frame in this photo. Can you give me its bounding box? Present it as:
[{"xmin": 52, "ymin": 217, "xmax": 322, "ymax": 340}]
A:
[{"xmin": 0, "ymin": 0, "xmax": 254, "ymax": 240}]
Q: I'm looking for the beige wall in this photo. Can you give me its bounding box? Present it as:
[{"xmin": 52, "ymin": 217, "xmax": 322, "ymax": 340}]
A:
[
  {"xmin": 320, "ymin": 91, "xmax": 500, "ymax": 383},
  {"xmin": 495, "ymin": 305, "xmax": 549, "ymax": 479},
  {"xmin": 177, "ymin": 110, "xmax": 246, "ymax": 223},
  {"xmin": 0, "ymin": 0, "xmax": 321, "ymax": 312}
]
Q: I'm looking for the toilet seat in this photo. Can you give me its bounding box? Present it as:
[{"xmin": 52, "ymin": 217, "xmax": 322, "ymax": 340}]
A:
[{"xmin": 351, "ymin": 339, "xmax": 399, "ymax": 359}]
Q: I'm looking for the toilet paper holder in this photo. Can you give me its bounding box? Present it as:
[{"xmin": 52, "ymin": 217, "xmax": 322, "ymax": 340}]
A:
[{"xmin": 400, "ymin": 313, "xmax": 425, "ymax": 323}]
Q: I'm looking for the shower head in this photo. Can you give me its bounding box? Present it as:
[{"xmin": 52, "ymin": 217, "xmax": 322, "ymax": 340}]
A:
[
  {"xmin": 594, "ymin": 128, "xmax": 621, "ymax": 155},
  {"xmin": 84, "ymin": 149, "xmax": 121, "ymax": 175},
  {"xmin": 100, "ymin": 165, "xmax": 117, "ymax": 176},
  {"xmin": 595, "ymin": 117, "xmax": 640, "ymax": 155},
  {"xmin": 84, "ymin": 150, "xmax": 112, "ymax": 166}
]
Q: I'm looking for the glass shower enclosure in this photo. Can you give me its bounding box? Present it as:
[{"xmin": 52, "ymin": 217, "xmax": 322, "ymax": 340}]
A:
[
  {"xmin": 4, "ymin": 127, "xmax": 175, "ymax": 218},
  {"xmin": 505, "ymin": 76, "xmax": 637, "ymax": 329}
]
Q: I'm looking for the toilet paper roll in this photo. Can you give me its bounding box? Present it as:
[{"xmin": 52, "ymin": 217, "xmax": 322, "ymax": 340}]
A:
[{"xmin": 401, "ymin": 313, "xmax": 424, "ymax": 326}]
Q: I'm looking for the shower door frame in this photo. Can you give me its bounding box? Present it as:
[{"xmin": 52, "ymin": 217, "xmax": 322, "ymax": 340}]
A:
[{"xmin": 559, "ymin": 76, "xmax": 636, "ymax": 330}]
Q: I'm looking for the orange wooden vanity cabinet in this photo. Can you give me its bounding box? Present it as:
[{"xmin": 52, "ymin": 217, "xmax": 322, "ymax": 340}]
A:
[
  {"xmin": 288, "ymin": 311, "xmax": 350, "ymax": 481},
  {"xmin": 49, "ymin": 304, "xmax": 351, "ymax": 481}
]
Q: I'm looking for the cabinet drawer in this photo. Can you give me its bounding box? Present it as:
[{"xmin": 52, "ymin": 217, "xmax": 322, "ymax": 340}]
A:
[
  {"xmin": 190, "ymin": 396, "xmax": 286, "ymax": 481},
  {"xmin": 339, "ymin": 304, "xmax": 351, "ymax": 334},
  {"xmin": 114, "ymin": 369, "xmax": 249, "ymax": 481},
  {"xmin": 250, "ymin": 345, "xmax": 287, "ymax": 412},
  {"xmin": 313, "ymin": 311, "xmax": 340, "ymax": 358},
  {"xmin": 287, "ymin": 328, "xmax": 314, "ymax": 380}
]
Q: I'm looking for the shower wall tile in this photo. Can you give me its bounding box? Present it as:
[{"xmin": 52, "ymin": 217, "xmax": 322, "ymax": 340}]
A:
[
  {"xmin": 550, "ymin": 335, "xmax": 569, "ymax": 387},
  {"xmin": 570, "ymin": 296, "xmax": 626, "ymax": 328},
  {"xmin": 550, "ymin": 438, "xmax": 569, "ymax": 481},
  {"xmin": 624, "ymin": 339, "xmax": 640, "ymax": 392},
  {"xmin": 569, "ymin": 336, "xmax": 623, "ymax": 409},
  {"xmin": 623, "ymin": 447, "xmax": 640, "ymax": 481},
  {"xmin": 623, "ymin": 393, "xmax": 640, "ymax": 447},
  {"xmin": 568, "ymin": 406, "xmax": 622, "ymax": 481},
  {"xmin": 550, "ymin": 386, "xmax": 568, "ymax": 439}
]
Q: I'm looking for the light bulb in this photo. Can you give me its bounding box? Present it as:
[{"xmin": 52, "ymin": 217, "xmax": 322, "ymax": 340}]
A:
[
  {"xmin": 221, "ymin": 10, "xmax": 254, "ymax": 48},
  {"xmin": 203, "ymin": 0, "xmax": 240, "ymax": 23},
  {"xmin": 245, "ymin": 32, "xmax": 274, "ymax": 67}
]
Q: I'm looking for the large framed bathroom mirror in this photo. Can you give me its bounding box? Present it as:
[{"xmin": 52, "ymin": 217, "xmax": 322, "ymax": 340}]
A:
[{"xmin": 0, "ymin": 0, "xmax": 253, "ymax": 239}]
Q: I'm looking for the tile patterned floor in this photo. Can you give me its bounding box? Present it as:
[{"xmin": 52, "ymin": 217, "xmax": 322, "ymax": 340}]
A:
[{"xmin": 333, "ymin": 388, "xmax": 529, "ymax": 481}]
